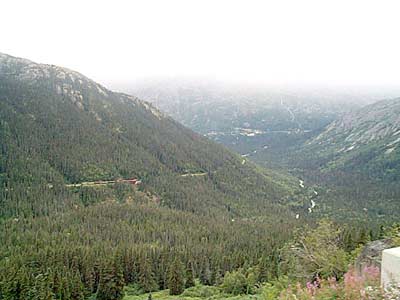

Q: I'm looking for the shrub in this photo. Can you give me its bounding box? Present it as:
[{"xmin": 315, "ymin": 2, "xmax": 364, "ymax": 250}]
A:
[
  {"xmin": 270, "ymin": 266, "xmax": 384, "ymax": 300},
  {"xmin": 282, "ymin": 220, "xmax": 349, "ymax": 281},
  {"xmin": 221, "ymin": 270, "xmax": 248, "ymax": 295},
  {"xmin": 181, "ymin": 284, "xmax": 221, "ymax": 298},
  {"xmin": 124, "ymin": 284, "xmax": 144, "ymax": 296}
]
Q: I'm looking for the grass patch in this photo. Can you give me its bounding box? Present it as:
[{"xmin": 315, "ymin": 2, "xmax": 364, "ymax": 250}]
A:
[{"xmin": 123, "ymin": 284, "xmax": 262, "ymax": 300}]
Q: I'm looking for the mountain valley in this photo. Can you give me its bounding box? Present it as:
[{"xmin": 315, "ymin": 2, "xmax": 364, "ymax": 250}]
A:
[{"xmin": 0, "ymin": 53, "xmax": 399, "ymax": 300}]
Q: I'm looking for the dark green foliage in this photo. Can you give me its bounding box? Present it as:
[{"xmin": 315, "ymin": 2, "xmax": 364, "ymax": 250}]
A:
[
  {"xmin": 0, "ymin": 53, "xmax": 298, "ymax": 219},
  {"xmin": 185, "ymin": 261, "xmax": 195, "ymax": 288},
  {"xmin": 199, "ymin": 260, "xmax": 212, "ymax": 286},
  {"xmin": 69, "ymin": 271, "xmax": 85, "ymax": 300},
  {"xmin": 257, "ymin": 257, "xmax": 269, "ymax": 283},
  {"xmin": 0, "ymin": 53, "xmax": 304, "ymax": 300},
  {"xmin": 96, "ymin": 258, "xmax": 125, "ymax": 300},
  {"xmin": 138, "ymin": 257, "xmax": 158, "ymax": 293},
  {"xmin": 0, "ymin": 201, "xmax": 296, "ymax": 299},
  {"xmin": 0, "ymin": 267, "xmax": 55, "ymax": 300},
  {"xmin": 167, "ymin": 259, "xmax": 185, "ymax": 295},
  {"xmin": 1, "ymin": 53, "xmax": 394, "ymax": 300},
  {"xmin": 131, "ymin": 79, "xmax": 400, "ymax": 223},
  {"xmin": 221, "ymin": 270, "xmax": 248, "ymax": 295},
  {"xmin": 282, "ymin": 220, "xmax": 349, "ymax": 281}
]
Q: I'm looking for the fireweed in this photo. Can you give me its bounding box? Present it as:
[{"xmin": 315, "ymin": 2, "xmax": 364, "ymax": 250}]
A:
[{"xmin": 275, "ymin": 266, "xmax": 398, "ymax": 300}]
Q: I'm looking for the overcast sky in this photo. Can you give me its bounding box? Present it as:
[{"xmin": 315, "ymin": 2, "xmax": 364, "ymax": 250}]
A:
[{"xmin": 2, "ymin": 0, "xmax": 400, "ymax": 87}]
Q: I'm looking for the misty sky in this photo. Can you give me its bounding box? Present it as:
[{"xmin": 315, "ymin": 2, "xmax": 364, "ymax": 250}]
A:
[{"xmin": 2, "ymin": 0, "xmax": 400, "ymax": 87}]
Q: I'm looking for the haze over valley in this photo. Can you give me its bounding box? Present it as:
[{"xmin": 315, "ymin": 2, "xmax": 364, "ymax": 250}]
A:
[{"xmin": 1, "ymin": 1, "xmax": 400, "ymax": 299}]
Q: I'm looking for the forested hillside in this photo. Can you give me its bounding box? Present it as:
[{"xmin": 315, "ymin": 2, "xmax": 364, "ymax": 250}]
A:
[
  {"xmin": 127, "ymin": 79, "xmax": 400, "ymax": 222},
  {"xmin": 0, "ymin": 53, "xmax": 307, "ymax": 299},
  {"xmin": 128, "ymin": 79, "xmax": 384, "ymax": 168},
  {"xmin": 0, "ymin": 53, "xmax": 300, "ymax": 218},
  {"xmin": 0, "ymin": 53, "xmax": 398, "ymax": 300},
  {"xmin": 299, "ymin": 98, "xmax": 400, "ymax": 181},
  {"xmin": 276, "ymin": 98, "xmax": 400, "ymax": 223}
]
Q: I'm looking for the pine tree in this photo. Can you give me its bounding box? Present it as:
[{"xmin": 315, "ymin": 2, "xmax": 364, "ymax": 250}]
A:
[
  {"xmin": 69, "ymin": 271, "xmax": 85, "ymax": 300},
  {"xmin": 51, "ymin": 270, "xmax": 61, "ymax": 299},
  {"xmin": 32, "ymin": 272, "xmax": 54, "ymax": 300},
  {"xmin": 138, "ymin": 257, "xmax": 158, "ymax": 293},
  {"xmin": 1, "ymin": 267, "xmax": 26, "ymax": 300},
  {"xmin": 199, "ymin": 260, "xmax": 212, "ymax": 286},
  {"xmin": 167, "ymin": 259, "xmax": 185, "ymax": 295},
  {"xmin": 96, "ymin": 259, "xmax": 125, "ymax": 300},
  {"xmin": 257, "ymin": 257, "xmax": 269, "ymax": 283},
  {"xmin": 185, "ymin": 261, "xmax": 195, "ymax": 288},
  {"xmin": 358, "ymin": 228, "xmax": 369, "ymax": 245}
]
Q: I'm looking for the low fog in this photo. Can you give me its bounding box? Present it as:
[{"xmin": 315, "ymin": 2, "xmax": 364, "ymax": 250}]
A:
[{"xmin": 2, "ymin": 0, "xmax": 400, "ymax": 90}]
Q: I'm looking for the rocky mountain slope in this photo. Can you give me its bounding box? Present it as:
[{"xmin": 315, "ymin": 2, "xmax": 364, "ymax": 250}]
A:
[
  {"xmin": 303, "ymin": 98, "xmax": 400, "ymax": 180},
  {"xmin": 127, "ymin": 79, "xmax": 380, "ymax": 168},
  {"xmin": 0, "ymin": 53, "xmax": 300, "ymax": 218},
  {"xmin": 1, "ymin": 54, "xmax": 395, "ymax": 300},
  {"xmin": 0, "ymin": 53, "xmax": 312, "ymax": 299}
]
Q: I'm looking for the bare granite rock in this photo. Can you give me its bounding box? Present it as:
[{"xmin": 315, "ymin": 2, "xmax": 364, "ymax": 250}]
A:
[{"xmin": 355, "ymin": 239, "xmax": 394, "ymax": 275}]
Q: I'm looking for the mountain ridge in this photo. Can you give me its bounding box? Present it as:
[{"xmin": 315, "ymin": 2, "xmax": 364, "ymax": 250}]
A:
[
  {"xmin": 302, "ymin": 97, "xmax": 400, "ymax": 180},
  {"xmin": 0, "ymin": 52, "xmax": 300, "ymax": 218}
]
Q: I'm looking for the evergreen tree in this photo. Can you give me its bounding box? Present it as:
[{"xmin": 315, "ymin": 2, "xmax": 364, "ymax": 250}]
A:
[
  {"xmin": 96, "ymin": 259, "xmax": 125, "ymax": 300},
  {"xmin": 199, "ymin": 260, "xmax": 212, "ymax": 286},
  {"xmin": 167, "ymin": 259, "xmax": 185, "ymax": 295},
  {"xmin": 358, "ymin": 228, "xmax": 369, "ymax": 245},
  {"xmin": 185, "ymin": 261, "xmax": 195, "ymax": 288},
  {"xmin": 69, "ymin": 271, "xmax": 85, "ymax": 300},
  {"xmin": 138, "ymin": 257, "xmax": 158, "ymax": 293},
  {"xmin": 0, "ymin": 267, "xmax": 25, "ymax": 300},
  {"xmin": 257, "ymin": 257, "xmax": 269, "ymax": 283},
  {"xmin": 26, "ymin": 272, "xmax": 54, "ymax": 300}
]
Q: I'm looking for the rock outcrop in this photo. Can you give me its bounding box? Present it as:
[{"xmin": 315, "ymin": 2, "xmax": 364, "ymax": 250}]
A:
[{"xmin": 355, "ymin": 239, "xmax": 394, "ymax": 275}]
